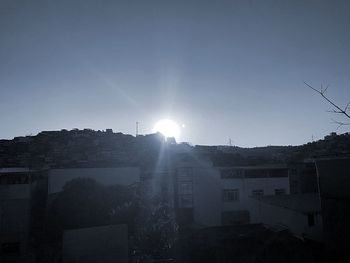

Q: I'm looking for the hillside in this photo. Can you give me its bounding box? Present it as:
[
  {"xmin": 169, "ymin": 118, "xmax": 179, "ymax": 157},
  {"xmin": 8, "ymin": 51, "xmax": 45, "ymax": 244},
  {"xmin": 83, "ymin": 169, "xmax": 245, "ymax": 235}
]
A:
[{"xmin": 1, "ymin": 129, "xmax": 350, "ymax": 169}]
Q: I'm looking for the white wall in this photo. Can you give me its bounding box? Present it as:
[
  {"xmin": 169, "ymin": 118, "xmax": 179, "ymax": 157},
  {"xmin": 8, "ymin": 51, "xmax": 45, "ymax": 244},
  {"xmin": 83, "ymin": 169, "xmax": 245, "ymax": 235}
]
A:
[
  {"xmin": 221, "ymin": 177, "xmax": 290, "ymax": 212},
  {"xmin": 48, "ymin": 167, "xmax": 140, "ymax": 194},
  {"xmin": 189, "ymin": 165, "xmax": 290, "ymax": 227},
  {"xmin": 249, "ymin": 199, "xmax": 323, "ymax": 241}
]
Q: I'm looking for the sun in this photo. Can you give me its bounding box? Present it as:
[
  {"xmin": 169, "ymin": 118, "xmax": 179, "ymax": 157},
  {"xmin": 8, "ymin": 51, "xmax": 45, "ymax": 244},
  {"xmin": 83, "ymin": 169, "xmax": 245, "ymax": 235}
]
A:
[{"xmin": 153, "ymin": 119, "xmax": 181, "ymax": 140}]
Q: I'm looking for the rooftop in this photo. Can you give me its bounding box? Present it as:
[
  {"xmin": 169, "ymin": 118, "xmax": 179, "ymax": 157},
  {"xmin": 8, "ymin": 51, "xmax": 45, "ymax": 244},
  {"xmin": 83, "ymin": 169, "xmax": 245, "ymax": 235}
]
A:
[
  {"xmin": 219, "ymin": 164, "xmax": 288, "ymax": 169},
  {"xmin": 0, "ymin": 167, "xmax": 31, "ymax": 174},
  {"xmin": 252, "ymin": 193, "xmax": 321, "ymax": 214}
]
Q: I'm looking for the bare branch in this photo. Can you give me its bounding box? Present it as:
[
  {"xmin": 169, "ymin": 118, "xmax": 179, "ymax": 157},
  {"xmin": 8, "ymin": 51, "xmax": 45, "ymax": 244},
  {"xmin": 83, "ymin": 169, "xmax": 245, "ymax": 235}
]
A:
[
  {"xmin": 305, "ymin": 82, "xmax": 350, "ymax": 120},
  {"xmin": 345, "ymin": 101, "xmax": 350, "ymax": 113},
  {"xmin": 304, "ymin": 82, "xmax": 322, "ymax": 94},
  {"xmin": 326, "ymin": 109, "xmax": 344, "ymax": 114},
  {"xmin": 323, "ymin": 84, "xmax": 330, "ymax": 94},
  {"xmin": 331, "ymin": 119, "xmax": 350, "ymax": 130}
]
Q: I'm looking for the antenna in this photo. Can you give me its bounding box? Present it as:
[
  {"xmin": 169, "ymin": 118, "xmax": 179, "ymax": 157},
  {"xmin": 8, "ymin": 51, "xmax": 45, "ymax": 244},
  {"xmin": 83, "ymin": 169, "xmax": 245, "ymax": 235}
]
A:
[{"xmin": 136, "ymin": 122, "xmax": 139, "ymax": 137}]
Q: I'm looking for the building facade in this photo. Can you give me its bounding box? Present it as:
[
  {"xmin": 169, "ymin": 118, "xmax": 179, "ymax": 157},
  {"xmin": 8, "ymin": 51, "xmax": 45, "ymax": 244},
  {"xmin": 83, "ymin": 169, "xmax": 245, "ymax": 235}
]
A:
[
  {"xmin": 249, "ymin": 193, "xmax": 323, "ymax": 241},
  {"xmin": 174, "ymin": 156, "xmax": 290, "ymax": 227},
  {"xmin": 315, "ymin": 157, "xmax": 350, "ymax": 254}
]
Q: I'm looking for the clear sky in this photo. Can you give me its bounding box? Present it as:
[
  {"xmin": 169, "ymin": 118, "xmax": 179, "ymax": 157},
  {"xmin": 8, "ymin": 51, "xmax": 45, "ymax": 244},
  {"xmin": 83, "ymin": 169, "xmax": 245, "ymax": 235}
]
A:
[{"xmin": 1, "ymin": 0, "xmax": 350, "ymax": 147}]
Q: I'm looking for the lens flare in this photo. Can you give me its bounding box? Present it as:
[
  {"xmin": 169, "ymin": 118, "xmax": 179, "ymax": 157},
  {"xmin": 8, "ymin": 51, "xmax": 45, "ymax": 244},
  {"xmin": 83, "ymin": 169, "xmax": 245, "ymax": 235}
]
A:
[{"xmin": 153, "ymin": 119, "xmax": 181, "ymax": 140}]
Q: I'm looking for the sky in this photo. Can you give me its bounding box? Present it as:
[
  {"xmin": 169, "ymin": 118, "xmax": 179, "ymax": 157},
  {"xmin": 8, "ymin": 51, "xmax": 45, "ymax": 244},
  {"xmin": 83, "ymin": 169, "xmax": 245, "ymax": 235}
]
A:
[{"xmin": 1, "ymin": 0, "xmax": 350, "ymax": 147}]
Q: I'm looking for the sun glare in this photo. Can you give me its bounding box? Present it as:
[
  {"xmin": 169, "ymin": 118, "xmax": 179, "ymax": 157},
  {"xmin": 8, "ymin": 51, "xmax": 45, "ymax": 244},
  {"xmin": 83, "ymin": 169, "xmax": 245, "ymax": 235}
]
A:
[{"xmin": 153, "ymin": 119, "xmax": 181, "ymax": 140}]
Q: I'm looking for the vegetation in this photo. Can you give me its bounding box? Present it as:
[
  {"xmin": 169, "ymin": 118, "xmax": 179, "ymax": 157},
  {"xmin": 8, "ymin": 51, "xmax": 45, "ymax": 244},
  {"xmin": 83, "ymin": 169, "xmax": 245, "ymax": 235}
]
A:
[{"xmin": 46, "ymin": 178, "xmax": 139, "ymax": 238}]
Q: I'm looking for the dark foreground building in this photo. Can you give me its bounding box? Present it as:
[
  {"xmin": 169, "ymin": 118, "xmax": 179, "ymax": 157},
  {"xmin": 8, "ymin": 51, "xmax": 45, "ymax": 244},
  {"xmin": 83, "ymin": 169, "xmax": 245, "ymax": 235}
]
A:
[
  {"xmin": 315, "ymin": 157, "xmax": 350, "ymax": 257},
  {"xmin": 176, "ymin": 224, "xmax": 324, "ymax": 263}
]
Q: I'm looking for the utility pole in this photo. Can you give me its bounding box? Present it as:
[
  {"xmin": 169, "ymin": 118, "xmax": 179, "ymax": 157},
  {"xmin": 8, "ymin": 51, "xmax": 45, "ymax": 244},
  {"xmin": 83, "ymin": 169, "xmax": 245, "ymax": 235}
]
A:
[{"xmin": 136, "ymin": 122, "xmax": 139, "ymax": 137}]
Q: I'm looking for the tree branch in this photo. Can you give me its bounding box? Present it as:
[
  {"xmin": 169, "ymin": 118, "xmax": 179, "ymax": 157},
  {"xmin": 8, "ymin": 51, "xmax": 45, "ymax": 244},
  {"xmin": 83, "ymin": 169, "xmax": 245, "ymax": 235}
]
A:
[
  {"xmin": 305, "ymin": 82, "xmax": 350, "ymax": 120},
  {"xmin": 345, "ymin": 101, "xmax": 350, "ymax": 113},
  {"xmin": 331, "ymin": 119, "xmax": 350, "ymax": 130},
  {"xmin": 326, "ymin": 109, "xmax": 344, "ymax": 114}
]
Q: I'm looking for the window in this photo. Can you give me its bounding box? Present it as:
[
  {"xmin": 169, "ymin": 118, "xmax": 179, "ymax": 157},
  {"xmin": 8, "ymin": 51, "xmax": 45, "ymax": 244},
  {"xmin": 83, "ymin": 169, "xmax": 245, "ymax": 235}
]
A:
[
  {"xmin": 178, "ymin": 182, "xmax": 193, "ymax": 195},
  {"xmin": 245, "ymin": 169, "xmax": 268, "ymax": 178},
  {"xmin": 0, "ymin": 174, "xmax": 29, "ymax": 185},
  {"xmin": 223, "ymin": 189, "xmax": 239, "ymax": 202},
  {"xmin": 221, "ymin": 169, "xmax": 243, "ymax": 179},
  {"xmin": 275, "ymin": 188, "xmax": 286, "ymax": 195},
  {"xmin": 269, "ymin": 169, "xmax": 288, "ymax": 177},
  {"xmin": 177, "ymin": 167, "xmax": 193, "ymax": 181},
  {"xmin": 177, "ymin": 168, "xmax": 194, "ymax": 208},
  {"xmin": 179, "ymin": 195, "xmax": 193, "ymax": 208},
  {"xmin": 252, "ymin": 189, "xmax": 264, "ymax": 197}
]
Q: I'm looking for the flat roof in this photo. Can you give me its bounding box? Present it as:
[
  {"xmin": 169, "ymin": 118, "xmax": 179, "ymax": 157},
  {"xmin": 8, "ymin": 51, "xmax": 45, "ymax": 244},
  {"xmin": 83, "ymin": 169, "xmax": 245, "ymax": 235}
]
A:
[
  {"xmin": 219, "ymin": 165, "xmax": 287, "ymax": 169},
  {"xmin": 0, "ymin": 168, "xmax": 31, "ymax": 174},
  {"xmin": 252, "ymin": 193, "xmax": 321, "ymax": 214}
]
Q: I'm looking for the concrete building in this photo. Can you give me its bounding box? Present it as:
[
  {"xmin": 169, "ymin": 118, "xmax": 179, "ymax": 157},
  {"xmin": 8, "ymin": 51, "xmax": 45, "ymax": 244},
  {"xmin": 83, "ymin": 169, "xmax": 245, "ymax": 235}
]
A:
[
  {"xmin": 174, "ymin": 155, "xmax": 290, "ymax": 227},
  {"xmin": 219, "ymin": 165, "xmax": 290, "ymax": 225},
  {"xmin": 289, "ymin": 161, "xmax": 318, "ymax": 194},
  {"xmin": 142, "ymin": 168, "xmax": 174, "ymax": 203},
  {"xmin": 315, "ymin": 157, "xmax": 350, "ymax": 254},
  {"xmin": 0, "ymin": 168, "xmax": 36, "ymax": 261},
  {"xmin": 249, "ymin": 193, "xmax": 323, "ymax": 241},
  {"xmin": 175, "ymin": 158, "xmax": 220, "ymax": 226}
]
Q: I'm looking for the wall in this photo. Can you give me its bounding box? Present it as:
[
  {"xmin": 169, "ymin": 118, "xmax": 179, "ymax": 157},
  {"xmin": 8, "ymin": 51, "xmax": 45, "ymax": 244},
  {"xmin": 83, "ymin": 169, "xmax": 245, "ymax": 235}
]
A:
[
  {"xmin": 48, "ymin": 167, "xmax": 141, "ymax": 194},
  {"xmin": 62, "ymin": 224, "xmax": 128, "ymax": 263},
  {"xmin": 193, "ymin": 167, "xmax": 222, "ymax": 226},
  {"xmin": 221, "ymin": 177, "xmax": 290, "ymax": 212},
  {"xmin": 249, "ymin": 198, "xmax": 323, "ymax": 241},
  {"xmin": 289, "ymin": 163, "xmax": 318, "ymax": 194},
  {"xmin": 0, "ymin": 184, "xmax": 31, "ymax": 200},
  {"xmin": 190, "ymin": 165, "xmax": 290, "ymax": 227},
  {"xmin": 315, "ymin": 158, "xmax": 350, "ymax": 252},
  {"xmin": 0, "ymin": 185, "xmax": 31, "ymax": 257}
]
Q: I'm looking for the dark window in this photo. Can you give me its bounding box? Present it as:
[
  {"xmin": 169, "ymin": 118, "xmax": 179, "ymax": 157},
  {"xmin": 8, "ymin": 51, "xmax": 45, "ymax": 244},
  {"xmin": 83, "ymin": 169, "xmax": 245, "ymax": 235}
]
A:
[
  {"xmin": 178, "ymin": 182, "xmax": 193, "ymax": 195},
  {"xmin": 245, "ymin": 169, "xmax": 269, "ymax": 178},
  {"xmin": 220, "ymin": 169, "xmax": 243, "ymax": 179},
  {"xmin": 269, "ymin": 169, "xmax": 289, "ymax": 177},
  {"xmin": 0, "ymin": 174, "xmax": 29, "ymax": 185},
  {"xmin": 252, "ymin": 189, "xmax": 264, "ymax": 197},
  {"xmin": 223, "ymin": 189, "xmax": 239, "ymax": 202},
  {"xmin": 308, "ymin": 213, "xmax": 315, "ymax": 226},
  {"xmin": 275, "ymin": 188, "xmax": 286, "ymax": 195}
]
